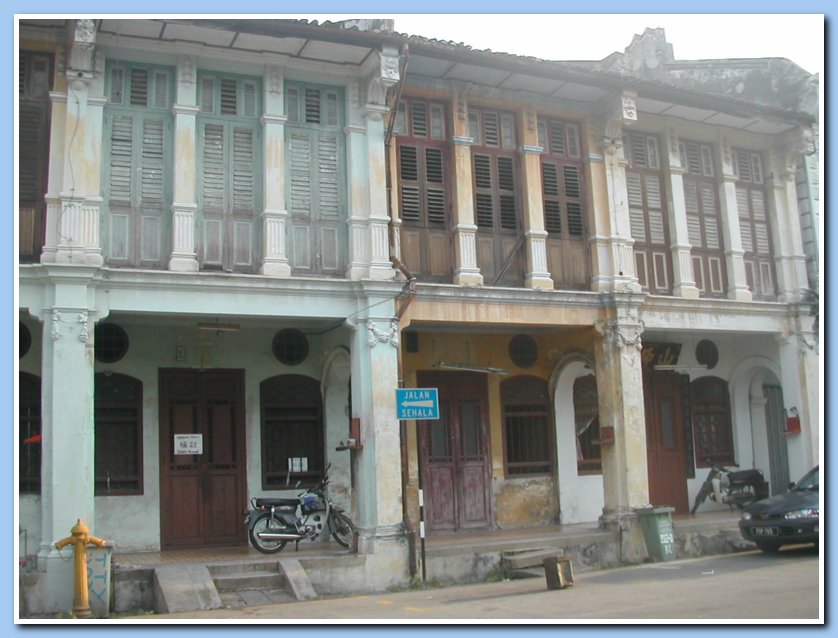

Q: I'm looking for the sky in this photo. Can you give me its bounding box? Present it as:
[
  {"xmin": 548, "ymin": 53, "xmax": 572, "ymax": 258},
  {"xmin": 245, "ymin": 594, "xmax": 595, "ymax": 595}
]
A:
[{"xmin": 298, "ymin": 13, "xmax": 824, "ymax": 75}]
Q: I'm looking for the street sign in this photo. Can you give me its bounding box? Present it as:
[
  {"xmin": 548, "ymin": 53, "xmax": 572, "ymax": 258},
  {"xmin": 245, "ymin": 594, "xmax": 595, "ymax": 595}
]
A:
[{"xmin": 396, "ymin": 388, "xmax": 439, "ymax": 420}]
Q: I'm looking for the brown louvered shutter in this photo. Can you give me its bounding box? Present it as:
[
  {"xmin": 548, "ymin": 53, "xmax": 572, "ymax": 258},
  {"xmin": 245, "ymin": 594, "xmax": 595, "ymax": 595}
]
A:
[
  {"xmin": 18, "ymin": 51, "xmax": 52, "ymax": 262},
  {"xmin": 625, "ymin": 133, "xmax": 671, "ymax": 293},
  {"xmin": 394, "ymin": 98, "xmax": 451, "ymax": 282},
  {"xmin": 734, "ymin": 148, "xmax": 774, "ymax": 299}
]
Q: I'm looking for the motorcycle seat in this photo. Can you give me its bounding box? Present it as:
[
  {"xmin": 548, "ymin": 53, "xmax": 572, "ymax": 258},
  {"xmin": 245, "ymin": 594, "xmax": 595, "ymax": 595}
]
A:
[
  {"xmin": 729, "ymin": 469, "xmax": 762, "ymax": 483},
  {"xmin": 254, "ymin": 497, "xmax": 298, "ymax": 508}
]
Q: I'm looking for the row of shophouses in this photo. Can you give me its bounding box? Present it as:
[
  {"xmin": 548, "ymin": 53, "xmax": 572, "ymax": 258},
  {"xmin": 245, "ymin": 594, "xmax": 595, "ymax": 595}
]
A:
[{"xmin": 17, "ymin": 18, "xmax": 820, "ymax": 608}]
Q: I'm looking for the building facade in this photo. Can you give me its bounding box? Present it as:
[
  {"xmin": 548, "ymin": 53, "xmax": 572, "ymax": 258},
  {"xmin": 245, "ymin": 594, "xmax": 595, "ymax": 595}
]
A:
[{"xmin": 17, "ymin": 19, "xmax": 820, "ymax": 612}]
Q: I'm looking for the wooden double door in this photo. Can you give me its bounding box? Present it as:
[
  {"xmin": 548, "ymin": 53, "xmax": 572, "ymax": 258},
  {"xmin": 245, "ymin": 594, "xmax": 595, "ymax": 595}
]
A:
[
  {"xmin": 417, "ymin": 371, "xmax": 493, "ymax": 532},
  {"xmin": 159, "ymin": 369, "xmax": 247, "ymax": 548}
]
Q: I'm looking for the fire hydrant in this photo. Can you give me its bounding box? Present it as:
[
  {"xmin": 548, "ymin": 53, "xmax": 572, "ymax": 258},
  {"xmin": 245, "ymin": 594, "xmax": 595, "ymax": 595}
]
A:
[{"xmin": 55, "ymin": 519, "xmax": 106, "ymax": 618}]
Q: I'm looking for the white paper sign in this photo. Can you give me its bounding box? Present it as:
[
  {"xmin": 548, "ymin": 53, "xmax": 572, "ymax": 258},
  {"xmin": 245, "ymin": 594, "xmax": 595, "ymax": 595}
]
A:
[{"xmin": 174, "ymin": 434, "xmax": 203, "ymax": 455}]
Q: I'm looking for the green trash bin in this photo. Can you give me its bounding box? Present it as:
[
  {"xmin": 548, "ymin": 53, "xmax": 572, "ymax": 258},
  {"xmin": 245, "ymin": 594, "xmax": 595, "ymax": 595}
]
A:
[{"xmin": 636, "ymin": 506, "xmax": 676, "ymax": 562}]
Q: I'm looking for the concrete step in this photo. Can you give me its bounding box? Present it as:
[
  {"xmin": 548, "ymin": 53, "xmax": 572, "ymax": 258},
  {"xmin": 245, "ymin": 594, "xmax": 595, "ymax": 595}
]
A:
[
  {"xmin": 212, "ymin": 570, "xmax": 285, "ymax": 593},
  {"xmin": 501, "ymin": 548, "xmax": 562, "ymax": 570},
  {"xmin": 207, "ymin": 560, "xmax": 280, "ymax": 577}
]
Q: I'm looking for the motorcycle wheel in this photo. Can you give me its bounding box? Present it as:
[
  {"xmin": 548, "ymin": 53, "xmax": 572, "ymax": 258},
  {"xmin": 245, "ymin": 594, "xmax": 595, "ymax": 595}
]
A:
[
  {"xmin": 328, "ymin": 512, "xmax": 355, "ymax": 548},
  {"xmin": 690, "ymin": 482, "xmax": 711, "ymax": 515},
  {"xmin": 248, "ymin": 513, "xmax": 289, "ymax": 554}
]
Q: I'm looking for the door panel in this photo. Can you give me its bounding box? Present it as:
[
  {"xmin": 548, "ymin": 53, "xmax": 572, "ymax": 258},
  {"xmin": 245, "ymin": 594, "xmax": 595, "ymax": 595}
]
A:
[
  {"xmin": 764, "ymin": 385, "xmax": 790, "ymax": 495},
  {"xmin": 418, "ymin": 371, "xmax": 492, "ymax": 532},
  {"xmin": 645, "ymin": 371, "xmax": 689, "ymax": 512},
  {"xmin": 160, "ymin": 369, "xmax": 246, "ymax": 548}
]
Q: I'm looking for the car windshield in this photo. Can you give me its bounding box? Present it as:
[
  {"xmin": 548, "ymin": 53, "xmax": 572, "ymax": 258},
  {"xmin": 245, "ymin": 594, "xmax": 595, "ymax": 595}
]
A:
[{"xmin": 793, "ymin": 467, "xmax": 819, "ymax": 491}]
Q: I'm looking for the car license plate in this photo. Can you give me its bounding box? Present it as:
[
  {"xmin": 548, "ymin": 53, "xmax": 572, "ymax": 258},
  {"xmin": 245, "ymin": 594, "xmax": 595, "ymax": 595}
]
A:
[{"xmin": 751, "ymin": 526, "xmax": 779, "ymax": 536}]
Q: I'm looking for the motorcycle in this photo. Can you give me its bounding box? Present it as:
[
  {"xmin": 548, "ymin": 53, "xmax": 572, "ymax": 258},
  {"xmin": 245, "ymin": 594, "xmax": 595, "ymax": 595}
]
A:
[
  {"xmin": 244, "ymin": 464, "xmax": 356, "ymax": 554},
  {"xmin": 690, "ymin": 461, "xmax": 769, "ymax": 515}
]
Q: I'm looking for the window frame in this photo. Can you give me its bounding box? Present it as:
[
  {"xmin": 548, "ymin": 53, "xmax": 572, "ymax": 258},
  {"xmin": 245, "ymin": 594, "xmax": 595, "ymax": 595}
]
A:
[
  {"xmin": 260, "ymin": 374, "xmax": 325, "ymax": 490},
  {"xmin": 680, "ymin": 139, "xmax": 727, "ymax": 297},
  {"xmin": 691, "ymin": 376, "xmax": 735, "ymax": 468},
  {"xmin": 94, "ymin": 372, "xmax": 144, "ymax": 496},
  {"xmin": 538, "ymin": 117, "xmax": 586, "ymax": 238},
  {"xmin": 19, "ymin": 372, "xmax": 42, "ymax": 494},
  {"xmin": 501, "ymin": 375, "xmax": 554, "ymax": 477},
  {"xmin": 18, "ymin": 50, "xmax": 53, "ymax": 263},
  {"xmin": 733, "ymin": 148, "xmax": 776, "ymax": 300},
  {"xmin": 573, "ymin": 374, "xmax": 602, "ymax": 475},
  {"xmin": 624, "ymin": 131, "xmax": 672, "ymax": 294}
]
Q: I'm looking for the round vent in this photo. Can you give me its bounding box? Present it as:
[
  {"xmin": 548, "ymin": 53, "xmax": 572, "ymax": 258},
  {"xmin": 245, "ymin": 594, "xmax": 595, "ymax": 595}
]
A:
[
  {"xmin": 695, "ymin": 339, "xmax": 719, "ymax": 370},
  {"xmin": 508, "ymin": 334, "xmax": 538, "ymax": 369},
  {"xmin": 19, "ymin": 323, "xmax": 31, "ymax": 359},
  {"xmin": 95, "ymin": 323, "xmax": 130, "ymax": 363},
  {"xmin": 273, "ymin": 329, "xmax": 309, "ymax": 366}
]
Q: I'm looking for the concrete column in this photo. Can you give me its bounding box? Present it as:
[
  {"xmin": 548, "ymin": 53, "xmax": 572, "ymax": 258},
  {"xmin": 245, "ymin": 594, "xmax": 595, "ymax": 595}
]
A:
[
  {"xmin": 363, "ymin": 100, "xmax": 394, "ymax": 281},
  {"xmin": 451, "ymin": 91, "xmax": 483, "ymax": 286},
  {"xmin": 260, "ymin": 65, "xmax": 292, "ymax": 277},
  {"xmin": 348, "ymin": 296, "xmax": 405, "ymax": 553},
  {"xmin": 716, "ymin": 139, "xmax": 752, "ymax": 301},
  {"xmin": 596, "ymin": 91, "xmax": 641, "ymax": 293},
  {"xmin": 777, "ymin": 312, "xmax": 820, "ymax": 474},
  {"xmin": 594, "ymin": 296, "xmax": 650, "ymax": 563},
  {"xmin": 767, "ymin": 137, "xmax": 811, "ymax": 302},
  {"xmin": 169, "ymin": 57, "xmax": 199, "ymax": 272},
  {"xmin": 519, "ymin": 107, "xmax": 554, "ymax": 290},
  {"xmin": 53, "ymin": 21, "xmax": 103, "ymax": 266},
  {"xmin": 662, "ymin": 128, "xmax": 699, "ymax": 298},
  {"xmin": 35, "ymin": 267, "xmax": 99, "ymax": 613}
]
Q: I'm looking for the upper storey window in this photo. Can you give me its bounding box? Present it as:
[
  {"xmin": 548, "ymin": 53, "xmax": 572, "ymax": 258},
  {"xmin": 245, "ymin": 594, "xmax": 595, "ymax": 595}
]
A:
[
  {"xmin": 680, "ymin": 140, "xmax": 727, "ymax": 297},
  {"xmin": 733, "ymin": 149, "xmax": 775, "ymax": 300},
  {"xmin": 394, "ymin": 98, "xmax": 451, "ymax": 282},
  {"xmin": 624, "ymin": 132, "xmax": 672, "ymax": 294},
  {"xmin": 285, "ymin": 83, "xmax": 347, "ymax": 277},
  {"xmin": 470, "ymin": 108, "xmax": 523, "ymax": 287},
  {"xmin": 538, "ymin": 117, "xmax": 589, "ymax": 289},
  {"xmin": 103, "ymin": 62, "xmax": 174, "ymax": 269},
  {"xmin": 197, "ymin": 72, "xmax": 263, "ymax": 273},
  {"xmin": 19, "ymin": 51, "xmax": 53, "ymax": 263}
]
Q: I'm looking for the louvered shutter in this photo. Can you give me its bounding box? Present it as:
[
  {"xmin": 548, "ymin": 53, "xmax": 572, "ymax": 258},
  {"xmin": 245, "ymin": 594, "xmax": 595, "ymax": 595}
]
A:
[
  {"xmin": 285, "ymin": 85, "xmax": 346, "ymax": 276},
  {"xmin": 19, "ymin": 52, "xmax": 52, "ymax": 261},
  {"xmin": 104, "ymin": 111, "xmax": 170, "ymax": 266}
]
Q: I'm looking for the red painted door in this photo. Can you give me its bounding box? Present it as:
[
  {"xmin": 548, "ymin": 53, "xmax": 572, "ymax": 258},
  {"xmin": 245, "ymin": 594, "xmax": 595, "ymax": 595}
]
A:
[
  {"xmin": 417, "ymin": 371, "xmax": 492, "ymax": 532},
  {"xmin": 645, "ymin": 371, "xmax": 689, "ymax": 513},
  {"xmin": 159, "ymin": 369, "xmax": 247, "ymax": 548}
]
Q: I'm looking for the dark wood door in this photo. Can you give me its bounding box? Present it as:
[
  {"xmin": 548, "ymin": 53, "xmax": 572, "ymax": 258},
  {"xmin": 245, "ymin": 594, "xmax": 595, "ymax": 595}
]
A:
[
  {"xmin": 644, "ymin": 371, "xmax": 689, "ymax": 512},
  {"xmin": 159, "ymin": 369, "xmax": 247, "ymax": 548},
  {"xmin": 417, "ymin": 371, "xmax": 492, "ymax": 532}
]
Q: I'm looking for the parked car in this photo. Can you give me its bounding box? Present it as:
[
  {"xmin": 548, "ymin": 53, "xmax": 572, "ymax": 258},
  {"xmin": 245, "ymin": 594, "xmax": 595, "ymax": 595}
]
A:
[{"xmin": 739, "ymin": 466, "xmax": 819, "ymax": 552}]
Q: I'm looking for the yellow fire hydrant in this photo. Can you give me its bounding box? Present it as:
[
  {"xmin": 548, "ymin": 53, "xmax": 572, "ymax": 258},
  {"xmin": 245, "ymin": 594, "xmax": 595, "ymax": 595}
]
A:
[{"xmin": 55, "ymin": 519, "xmax": 106, "ymax": 619}]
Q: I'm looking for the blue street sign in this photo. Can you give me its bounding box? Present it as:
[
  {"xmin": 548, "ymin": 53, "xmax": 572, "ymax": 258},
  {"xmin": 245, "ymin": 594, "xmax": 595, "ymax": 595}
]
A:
[{"xmin": 396, "ymin": 388, "xmax": 440, "ymax": 420}]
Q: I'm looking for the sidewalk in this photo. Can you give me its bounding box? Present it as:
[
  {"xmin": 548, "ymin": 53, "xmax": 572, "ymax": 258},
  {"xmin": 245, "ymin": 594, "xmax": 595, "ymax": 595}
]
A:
[{"xmin": 117, "ymin": 548, "xmax": 821, "ymax": 622}]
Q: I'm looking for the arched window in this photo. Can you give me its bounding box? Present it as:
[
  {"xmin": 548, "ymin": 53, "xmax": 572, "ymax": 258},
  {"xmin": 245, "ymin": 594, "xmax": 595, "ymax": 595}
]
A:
[
  {"xmin": 501, "ymin": 375, "xmax": 552, "ymax": 476},
  {"xmin": 19, "ymin": 373, "xmax": 41, "ymax": 494},
  {"xmin": 260, "ymin": 375, "xmax": 324, "ymax": 488},
  {"xmin": 691, "ymin": 376, "xmax": 734, "ymax": 467},
  {"xmin": 573, "ymin": 374, "xmax": 601, "ymax": 474},
  {"xmin": 95, "ymin": 373, "xmax": 143, "ymax": 495}
]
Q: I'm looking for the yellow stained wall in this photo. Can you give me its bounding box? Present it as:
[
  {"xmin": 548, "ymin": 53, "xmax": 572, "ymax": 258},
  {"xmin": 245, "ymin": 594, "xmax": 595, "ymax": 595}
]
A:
[{"xmin": 400, "ymin": 326, "xmax": 594, "ymax": 530}]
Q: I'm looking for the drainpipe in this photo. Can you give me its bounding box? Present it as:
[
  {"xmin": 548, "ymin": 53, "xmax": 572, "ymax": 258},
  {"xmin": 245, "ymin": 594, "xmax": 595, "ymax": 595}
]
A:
[{"xmin": 383, "ymin": 43, "xmax": 419, "ymax": 578}]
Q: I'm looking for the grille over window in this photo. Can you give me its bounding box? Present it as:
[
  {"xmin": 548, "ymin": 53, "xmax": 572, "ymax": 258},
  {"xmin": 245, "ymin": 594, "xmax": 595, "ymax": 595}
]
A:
[
  {"xmin": 273, "ymin": 328, "xmax": 309, "ymax": 366},
  {"xmin": 95, "ymin": 323, "xmax": 129, "ymax": 363}
]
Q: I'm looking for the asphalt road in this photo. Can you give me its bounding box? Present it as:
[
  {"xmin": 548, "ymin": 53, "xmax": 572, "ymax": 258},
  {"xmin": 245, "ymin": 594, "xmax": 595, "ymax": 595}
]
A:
[{"xmin": 128, "ymin": 546, "xmax": 821, "ymax": 623}]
